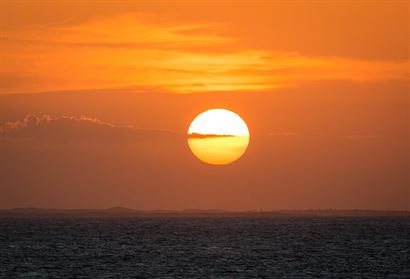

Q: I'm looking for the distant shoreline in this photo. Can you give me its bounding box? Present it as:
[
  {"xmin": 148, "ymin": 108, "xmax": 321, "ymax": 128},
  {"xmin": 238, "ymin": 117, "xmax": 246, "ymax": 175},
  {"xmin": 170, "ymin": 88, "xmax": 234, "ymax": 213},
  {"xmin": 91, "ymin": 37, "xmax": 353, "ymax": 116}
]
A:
[{"xmin": 0, "ymin": 207, "xmax": 409, "ymax": 217}]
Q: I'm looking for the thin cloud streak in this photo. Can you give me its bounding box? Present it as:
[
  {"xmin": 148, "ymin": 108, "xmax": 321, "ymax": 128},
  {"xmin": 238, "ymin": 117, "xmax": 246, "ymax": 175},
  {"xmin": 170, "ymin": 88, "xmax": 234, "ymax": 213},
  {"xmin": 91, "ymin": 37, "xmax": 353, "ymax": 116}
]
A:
[
  {"xmin": 0, "ymin": 114, "xmax": 180, "ymax": 143},
  {"xmin": 0, "ymin": 114, "xmax": 119, "ymax": 134}
]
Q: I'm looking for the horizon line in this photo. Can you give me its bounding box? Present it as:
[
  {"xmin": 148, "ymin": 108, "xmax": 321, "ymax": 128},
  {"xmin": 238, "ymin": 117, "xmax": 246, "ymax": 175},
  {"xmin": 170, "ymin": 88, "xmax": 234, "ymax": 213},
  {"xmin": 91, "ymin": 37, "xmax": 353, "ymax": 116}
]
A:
[{"xmin": 1, "ymin": 207, "xmax": 409, "ymax": 213}]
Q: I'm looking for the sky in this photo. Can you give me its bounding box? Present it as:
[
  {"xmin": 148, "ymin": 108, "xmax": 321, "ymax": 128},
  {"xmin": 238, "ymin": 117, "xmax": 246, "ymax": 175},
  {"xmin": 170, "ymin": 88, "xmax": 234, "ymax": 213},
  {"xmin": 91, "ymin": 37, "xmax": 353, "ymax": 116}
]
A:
[{"xmin": 0, "ymin": 0, "xmax": 409, "ymax": 210}]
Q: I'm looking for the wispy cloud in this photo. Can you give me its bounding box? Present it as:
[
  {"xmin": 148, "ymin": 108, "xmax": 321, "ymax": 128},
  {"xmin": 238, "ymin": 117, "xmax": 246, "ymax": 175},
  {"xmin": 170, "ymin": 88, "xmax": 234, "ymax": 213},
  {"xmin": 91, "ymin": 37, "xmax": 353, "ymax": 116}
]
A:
[
  {"xmin": 1, "ymin": 14, "xmax": 408, "ymax": 94},
  {"xmin": 0, "ymin": 114, "xmax": 179, "ymax": 142},
  {"xmin": 0, "ymin": 114, "xmax": 119, "ymax": 134}
]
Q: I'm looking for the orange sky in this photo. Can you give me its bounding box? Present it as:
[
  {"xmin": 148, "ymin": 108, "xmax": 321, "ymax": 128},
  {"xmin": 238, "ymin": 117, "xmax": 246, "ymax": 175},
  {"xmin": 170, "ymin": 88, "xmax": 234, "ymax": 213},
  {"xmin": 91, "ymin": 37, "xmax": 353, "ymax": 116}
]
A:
[{"xmin": 0, "ymin": 1, "xmax": 409, "ymax": 210}]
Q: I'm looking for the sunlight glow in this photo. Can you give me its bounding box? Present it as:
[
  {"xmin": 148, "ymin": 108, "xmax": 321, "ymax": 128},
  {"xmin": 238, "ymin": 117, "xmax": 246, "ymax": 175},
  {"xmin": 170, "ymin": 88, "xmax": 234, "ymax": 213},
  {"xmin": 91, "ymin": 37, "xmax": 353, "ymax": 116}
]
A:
[
  {"xmin": 187, "ymin": 109, "xmax": 250, "ymax": 165},
  {"xmin": 188, "ymin": 109, "xmax": 249, "ymax": 136}
]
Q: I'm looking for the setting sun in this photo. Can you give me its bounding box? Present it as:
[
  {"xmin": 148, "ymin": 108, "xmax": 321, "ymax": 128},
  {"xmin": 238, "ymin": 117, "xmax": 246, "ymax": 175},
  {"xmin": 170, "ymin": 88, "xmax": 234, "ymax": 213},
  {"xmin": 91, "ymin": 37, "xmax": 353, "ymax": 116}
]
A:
[
  {"xmin": 1, "ymin": 1, "xmax": 408, "ymax": 277},
  {"xmin": 187, "ymin": 109, "xmax": 250, "ymax": 165}
]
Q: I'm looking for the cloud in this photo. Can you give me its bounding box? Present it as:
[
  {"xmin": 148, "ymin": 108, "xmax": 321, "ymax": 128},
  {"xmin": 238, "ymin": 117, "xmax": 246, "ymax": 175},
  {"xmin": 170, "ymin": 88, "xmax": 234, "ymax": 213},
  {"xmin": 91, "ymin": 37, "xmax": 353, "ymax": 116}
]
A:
[
  {"xmin": 1, "ymin": 114, "xmax": 113, "ymax": 133},
  {"xmin": 1, "ymin": 14, "xmax": 408, "ymax": 94},
  {"xmin": 0, "ymin": 114, "xmax": 53, "ymax": 133},
  {"xmin": 0, "ymin": 114, "xmax": 180, "ymax": 143},
  {"xmin": 55, "ymin": 15, "xmax": 233, "ymax": 49}
]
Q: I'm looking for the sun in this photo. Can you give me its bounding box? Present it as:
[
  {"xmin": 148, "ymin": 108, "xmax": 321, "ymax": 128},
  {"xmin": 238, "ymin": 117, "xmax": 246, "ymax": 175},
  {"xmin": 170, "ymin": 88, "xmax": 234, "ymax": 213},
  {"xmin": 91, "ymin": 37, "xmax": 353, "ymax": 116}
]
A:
[{"xmin": 187, "ymin": 109, "xmax": 250, "ymax": 165}]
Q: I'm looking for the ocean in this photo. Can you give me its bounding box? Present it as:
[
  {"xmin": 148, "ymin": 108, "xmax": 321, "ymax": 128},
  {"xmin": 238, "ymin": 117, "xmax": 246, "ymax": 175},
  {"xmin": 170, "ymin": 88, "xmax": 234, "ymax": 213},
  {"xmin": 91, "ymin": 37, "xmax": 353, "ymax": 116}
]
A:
[{"xmin": 1, "ymin": 215, "xmax": 409, "ymax": 278}]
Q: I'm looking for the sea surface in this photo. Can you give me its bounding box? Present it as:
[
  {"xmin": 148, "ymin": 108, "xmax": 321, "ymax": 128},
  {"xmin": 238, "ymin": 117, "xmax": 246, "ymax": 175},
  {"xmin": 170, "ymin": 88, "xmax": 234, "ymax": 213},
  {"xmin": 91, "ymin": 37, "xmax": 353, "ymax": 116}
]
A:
[{"xmin": 1, "ymin": 215, "xmax": 409, "ymax": 278}]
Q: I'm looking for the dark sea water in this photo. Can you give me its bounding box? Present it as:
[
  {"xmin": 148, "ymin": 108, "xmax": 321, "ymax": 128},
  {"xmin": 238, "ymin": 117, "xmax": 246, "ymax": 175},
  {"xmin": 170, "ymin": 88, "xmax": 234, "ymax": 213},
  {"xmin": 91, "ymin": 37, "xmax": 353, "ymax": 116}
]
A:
[{"xmin": 1, "ymin": 215, "xmax": 409, "ymax": 278}]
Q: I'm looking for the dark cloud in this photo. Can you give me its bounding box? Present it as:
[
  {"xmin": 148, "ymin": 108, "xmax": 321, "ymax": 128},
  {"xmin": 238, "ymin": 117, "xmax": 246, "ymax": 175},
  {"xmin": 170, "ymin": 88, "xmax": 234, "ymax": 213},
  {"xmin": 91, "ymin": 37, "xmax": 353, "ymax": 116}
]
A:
[{"xmin": 0, "ymin": 114, "xmax": 181, "ymax": 143}]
